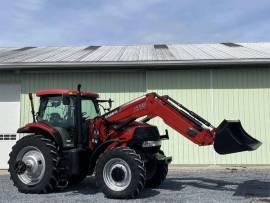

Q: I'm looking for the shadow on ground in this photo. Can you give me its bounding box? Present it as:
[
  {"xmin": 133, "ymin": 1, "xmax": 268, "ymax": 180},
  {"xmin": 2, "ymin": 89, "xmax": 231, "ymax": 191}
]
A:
[
  {"xmin": 60, "ymin": 175, "xmax": 270, "ymax": 199},
  {"xmin": 60, "ymin": 176, "xmax": 161, "ymax": 199},
  {"xmin": 163, "ymin": 177, "xmax": 270, "ymax": 198}
]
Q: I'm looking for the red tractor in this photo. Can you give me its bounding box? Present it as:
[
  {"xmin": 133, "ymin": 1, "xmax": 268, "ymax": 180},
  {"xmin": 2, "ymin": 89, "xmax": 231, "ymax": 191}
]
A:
[{"xmin": 8, "ymin": 85, "xmax": 261, "ymax": 199}]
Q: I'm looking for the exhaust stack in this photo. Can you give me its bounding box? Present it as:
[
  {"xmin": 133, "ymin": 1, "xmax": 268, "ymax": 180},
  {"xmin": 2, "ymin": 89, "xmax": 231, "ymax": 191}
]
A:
[{"xmin": 28, "ymin": 93, "xmax": 36, "ymax": 123}]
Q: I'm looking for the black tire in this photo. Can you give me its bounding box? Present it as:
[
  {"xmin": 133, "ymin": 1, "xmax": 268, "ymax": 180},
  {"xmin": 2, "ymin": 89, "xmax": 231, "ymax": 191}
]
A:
[
  {"xmin": 69, "ymin": 173, "xmax": 87, "ymax": 185},
  {"xmin": 96, "ymin": 147, "xmax": 146, "ymax": 199},
  {"xmin": 145, "ymin": 151, "xmax": 168, "ymax": 188},
  {"xmin": 8, "ymin": 135, "xmax": 59, "ymax": 194}
]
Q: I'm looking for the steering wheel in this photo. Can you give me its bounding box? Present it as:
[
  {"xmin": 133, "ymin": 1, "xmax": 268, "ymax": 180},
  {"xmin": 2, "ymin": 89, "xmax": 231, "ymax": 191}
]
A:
[{"xmin": 82, "ymin": 112, "xmax": 89, "ymax": 121}]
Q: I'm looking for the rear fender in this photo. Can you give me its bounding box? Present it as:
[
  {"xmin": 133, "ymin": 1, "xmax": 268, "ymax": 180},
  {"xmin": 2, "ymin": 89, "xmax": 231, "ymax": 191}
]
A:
[{"xmin": 17, "ymin": 122, "xmax": 64, "ymax": 150}]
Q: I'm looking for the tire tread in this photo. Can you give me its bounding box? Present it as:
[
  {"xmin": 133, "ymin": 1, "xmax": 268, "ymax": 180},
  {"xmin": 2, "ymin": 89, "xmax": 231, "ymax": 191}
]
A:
[
  {"xmin": 8, "ymin": 135, "xmax": 60, "ymax": 194},
  {"xmin": 96, "ymin": 147, "xmax": 146, "ymax": 199}
]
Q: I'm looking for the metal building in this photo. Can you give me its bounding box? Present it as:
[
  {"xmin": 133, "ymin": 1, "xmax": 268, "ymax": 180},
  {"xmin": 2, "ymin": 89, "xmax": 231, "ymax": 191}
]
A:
[{"xmin": 0, "ymin": 42, "xmax": 270, "ymax": 169}]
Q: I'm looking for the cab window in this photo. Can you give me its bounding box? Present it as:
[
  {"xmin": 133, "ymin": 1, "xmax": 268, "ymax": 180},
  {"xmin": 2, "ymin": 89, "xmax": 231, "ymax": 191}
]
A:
[
  {"xmin": 81, "ymin": 98, "xmax": 99, "ymax": 119},
  {"xmin": 38, "ymin": 96, "xmax": 75, "ymax": 128}
]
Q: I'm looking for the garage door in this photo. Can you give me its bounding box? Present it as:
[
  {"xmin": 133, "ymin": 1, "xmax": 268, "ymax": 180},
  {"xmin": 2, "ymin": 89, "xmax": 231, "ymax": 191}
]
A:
[{"xmin": 0, "ymin": 84, "xmax": 20, "ymax": 169}]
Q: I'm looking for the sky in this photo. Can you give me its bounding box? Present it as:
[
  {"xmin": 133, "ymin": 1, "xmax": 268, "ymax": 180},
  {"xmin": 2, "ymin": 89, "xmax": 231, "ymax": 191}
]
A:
[{"xmin": 0, "ymin": 0, "xmax": 270, "ymax": 47}]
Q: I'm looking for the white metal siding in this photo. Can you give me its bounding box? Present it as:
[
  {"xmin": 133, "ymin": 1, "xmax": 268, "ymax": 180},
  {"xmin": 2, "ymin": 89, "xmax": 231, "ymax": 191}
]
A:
[{"xmin": 0, "ymin": 83, "xmax": 20, "ymax": 169}]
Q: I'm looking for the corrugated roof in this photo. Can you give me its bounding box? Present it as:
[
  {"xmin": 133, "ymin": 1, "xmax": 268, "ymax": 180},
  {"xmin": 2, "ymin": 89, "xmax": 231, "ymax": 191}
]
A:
[{"xmin": 1, "ymin": 42, "xmax": 270, "ymax": 70}]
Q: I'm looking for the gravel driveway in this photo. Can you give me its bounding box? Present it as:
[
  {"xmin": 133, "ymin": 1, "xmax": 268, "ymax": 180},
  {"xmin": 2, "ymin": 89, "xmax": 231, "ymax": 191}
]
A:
[{"xmin": 0, "ymin": 167, "xmax": 269, "ymax": 203}]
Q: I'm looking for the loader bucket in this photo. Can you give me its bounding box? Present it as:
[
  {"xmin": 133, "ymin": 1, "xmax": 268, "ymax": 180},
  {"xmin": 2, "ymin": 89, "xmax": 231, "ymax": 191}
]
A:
[{"xmin": 214, "ymin": 120, "xmax": 262, "ymax": 155}]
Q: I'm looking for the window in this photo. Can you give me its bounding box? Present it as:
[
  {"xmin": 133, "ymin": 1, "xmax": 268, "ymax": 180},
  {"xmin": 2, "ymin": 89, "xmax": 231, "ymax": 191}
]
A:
[
  {"xmin": 81, "ymin": 99, "xmax": 99, "ymax": 119},
  {"xmin": 38, "ymin": 96, "xmax": 76, "ymax": 128}
]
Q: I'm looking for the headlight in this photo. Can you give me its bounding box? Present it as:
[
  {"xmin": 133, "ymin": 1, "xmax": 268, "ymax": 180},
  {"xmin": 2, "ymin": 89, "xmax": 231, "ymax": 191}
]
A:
[{"xmin": 142, "ymin": 140, "xmax": 161, "ymax": 148}]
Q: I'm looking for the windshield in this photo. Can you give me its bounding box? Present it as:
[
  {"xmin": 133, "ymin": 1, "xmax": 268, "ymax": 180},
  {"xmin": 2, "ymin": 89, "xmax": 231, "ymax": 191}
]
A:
[{"xmin": 37, "ymin": 96, "xmax": 76, "ymax": 128}]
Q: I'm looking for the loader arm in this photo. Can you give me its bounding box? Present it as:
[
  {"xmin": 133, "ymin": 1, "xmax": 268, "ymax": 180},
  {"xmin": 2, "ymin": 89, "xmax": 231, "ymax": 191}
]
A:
[{"xmin": 104, "ymin": 92, "xmax": 215, "ymax": 146}]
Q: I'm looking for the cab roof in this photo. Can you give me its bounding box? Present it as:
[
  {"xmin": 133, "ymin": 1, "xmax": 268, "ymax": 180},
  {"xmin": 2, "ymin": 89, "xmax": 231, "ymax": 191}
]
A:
[{"xmin": 36, "ymin": 88, "xmax": 99, "ymax": 98}]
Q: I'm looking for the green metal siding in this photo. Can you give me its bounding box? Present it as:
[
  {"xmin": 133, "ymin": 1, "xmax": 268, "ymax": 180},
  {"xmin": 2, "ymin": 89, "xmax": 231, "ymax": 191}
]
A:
[
  {"xmin": 147, "ymin": 68, "xmax": 270, "ymax": 165},
  {"xmin": 0, "ymin": 68, "xmax": 269, "ymax": 165},
  {"xmin": 212, "ymin": 68, "xmax": 270, "ymax": 165},
  {"xmin": 147, "ymin": 70, "xmax": 215, "ymax": 164}
]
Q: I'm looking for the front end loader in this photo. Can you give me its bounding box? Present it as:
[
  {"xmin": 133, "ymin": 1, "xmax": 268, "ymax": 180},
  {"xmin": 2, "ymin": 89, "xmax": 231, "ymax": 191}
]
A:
[{"xmin": 8, "ymin": 85, "xmax": 261, "ymax": 199}]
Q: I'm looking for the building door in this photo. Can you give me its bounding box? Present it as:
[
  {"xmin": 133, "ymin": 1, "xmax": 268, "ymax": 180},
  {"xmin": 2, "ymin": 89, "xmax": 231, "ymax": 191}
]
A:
[{"xmin": 0, "ymin": 83, "xmax": 20, "ymax": 169}]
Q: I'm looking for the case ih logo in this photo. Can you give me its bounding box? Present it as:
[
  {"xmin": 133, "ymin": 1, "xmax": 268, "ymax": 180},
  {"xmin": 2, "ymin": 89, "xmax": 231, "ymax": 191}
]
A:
[{"xmin": 134, "ymin": 103, "xmax": 146, "ymax": 112}]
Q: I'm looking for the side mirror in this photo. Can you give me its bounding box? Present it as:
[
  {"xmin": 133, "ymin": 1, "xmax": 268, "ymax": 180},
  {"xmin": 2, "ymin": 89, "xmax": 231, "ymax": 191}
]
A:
[
  {"xmin": 97, "ymin": 98, "xmax": 114, "ymax": 112},
  {"xmin": 62, "ymin": 94, "xmax": 70, "ymax": 105},
  {"xmin": 108, "ymin": 98, "xmax": 113, "ymax": 110}
]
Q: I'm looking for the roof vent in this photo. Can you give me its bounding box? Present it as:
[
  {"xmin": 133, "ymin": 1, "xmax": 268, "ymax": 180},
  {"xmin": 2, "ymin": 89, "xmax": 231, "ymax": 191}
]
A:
[
  {"xmin": 221, "ymin": 43, "xmax": 242, "ymax": 47},
  {"xmin": 84, "ymin": 46, "xmax": 101, "ymax": 51},
  {"xmin": 154, "ymin": 44, "xmax": 175, "ymax": 59},
  {"xmin": 15, "ymin": 47, "xmax": 36, "ymax": 51},
  {"xmin": 154, "ymin": 44, "xmax": 169, "ymax": 49}
]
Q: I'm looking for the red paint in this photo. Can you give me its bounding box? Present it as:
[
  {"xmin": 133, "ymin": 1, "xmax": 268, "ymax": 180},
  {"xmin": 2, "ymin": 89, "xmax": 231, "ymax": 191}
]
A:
[
  {"xmin": 36, "ymin": 88, "xmax": 99, "ymax": 98},
  {"xmin": 20, "ymin": 90, "xmax": 216, "ymax": 153},
  {"xmin": 17, "ymin": 121, "xmax": 57, "ymax": 135},
  {"xmin": 90, "ymin": 92, "xmax": 215, "ymax": 148}
]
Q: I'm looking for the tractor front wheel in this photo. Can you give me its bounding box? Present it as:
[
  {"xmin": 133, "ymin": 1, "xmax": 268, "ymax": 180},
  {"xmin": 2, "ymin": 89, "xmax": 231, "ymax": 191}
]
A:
[{"xmin": 96, "ymin": 147, "xmax": 146, "ymax": 199}]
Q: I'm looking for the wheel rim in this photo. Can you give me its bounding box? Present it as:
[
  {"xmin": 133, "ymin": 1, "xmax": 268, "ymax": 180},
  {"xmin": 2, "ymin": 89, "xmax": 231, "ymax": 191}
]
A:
[
  {"xmin": 16, "ymin": 146, "xmax": 46, "ymax": 186},
  {"xmin": 103, "ymin": 158, "xmax": 132, "ymax": 191}
]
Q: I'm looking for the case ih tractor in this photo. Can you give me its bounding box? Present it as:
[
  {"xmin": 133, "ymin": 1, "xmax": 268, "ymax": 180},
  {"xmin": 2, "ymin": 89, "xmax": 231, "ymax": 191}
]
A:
[{"xmin": 8, "ymin": 85, "xmax": 261, "ymax": 199}]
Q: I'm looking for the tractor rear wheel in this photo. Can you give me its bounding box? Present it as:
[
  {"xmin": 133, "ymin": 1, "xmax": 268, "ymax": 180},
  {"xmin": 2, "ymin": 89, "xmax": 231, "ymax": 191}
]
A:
[
  {"xmin": 145, "ymin": 150, "xmax": 168, "ymax": 188},
  {"xmin": 8, "ymin": 135, "xmax": 59, "ymax": 193},
  {"xmin": 96, "ymin": 147, "xmax": 146, "ymax": 199}
]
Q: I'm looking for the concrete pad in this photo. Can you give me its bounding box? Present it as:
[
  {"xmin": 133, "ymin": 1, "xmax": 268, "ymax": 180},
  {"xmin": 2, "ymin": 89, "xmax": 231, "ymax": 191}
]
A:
[
  {"xmin": 0, "ymin": 167, "xmax": 269, "ymax": 202},
  {"xmin": 0, "ymin": 170, "xmax": 8, "ymax": 175}
]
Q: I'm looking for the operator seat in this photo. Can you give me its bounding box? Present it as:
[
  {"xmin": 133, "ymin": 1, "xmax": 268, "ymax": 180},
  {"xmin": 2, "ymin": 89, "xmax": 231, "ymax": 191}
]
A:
[{"xmin": 49, "ymin": 113, "xmax": 62, "ymax": 125}]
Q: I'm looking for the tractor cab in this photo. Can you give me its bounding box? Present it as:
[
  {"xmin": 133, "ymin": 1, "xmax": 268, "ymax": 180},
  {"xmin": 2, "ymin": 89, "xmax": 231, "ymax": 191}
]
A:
[{"xmin": 35, "ymin": 88, "xmax": 100, "ymax": 148}]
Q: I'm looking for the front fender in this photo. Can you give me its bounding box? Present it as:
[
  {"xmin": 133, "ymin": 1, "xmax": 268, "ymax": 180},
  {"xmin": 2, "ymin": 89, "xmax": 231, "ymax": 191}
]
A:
[
  {"xmin": 88, "ymin": 139, "xmax": 125, "ymax": 174},
  {"xmin": 17, "ymin": 122, "xmax": 63, "ymax": 149}
]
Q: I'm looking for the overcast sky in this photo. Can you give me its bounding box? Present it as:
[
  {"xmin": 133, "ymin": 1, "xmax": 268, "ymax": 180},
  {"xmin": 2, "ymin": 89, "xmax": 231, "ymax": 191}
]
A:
[{"xmin": 0, "ymin": 0, "xmax": 270, "ymax": 47}]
